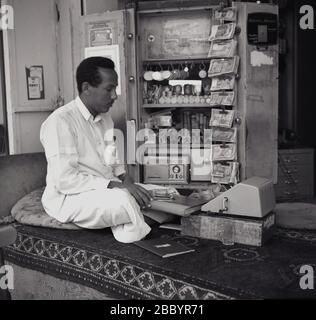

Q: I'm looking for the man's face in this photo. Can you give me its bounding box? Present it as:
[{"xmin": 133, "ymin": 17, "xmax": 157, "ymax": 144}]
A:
[{"xmin": 88, "ymin": 68, "xmax": 118, "ymax": 115}]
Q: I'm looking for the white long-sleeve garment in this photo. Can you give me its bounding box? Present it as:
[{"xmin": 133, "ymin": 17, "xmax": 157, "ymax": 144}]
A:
[{"xmin": 40, "ymin": 96, "xmax": 150, "ymax": 242}]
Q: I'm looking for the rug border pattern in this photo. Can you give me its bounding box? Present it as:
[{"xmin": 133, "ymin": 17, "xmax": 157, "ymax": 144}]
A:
[{"xmin": 3, "ymin": 230, "xmax": 238, "ymax": 300}]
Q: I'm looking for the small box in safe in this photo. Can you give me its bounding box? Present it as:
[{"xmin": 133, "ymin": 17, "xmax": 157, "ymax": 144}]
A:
[{"xmin": 143, "ymin": 156, "xmax": 189, "ymax": 184}]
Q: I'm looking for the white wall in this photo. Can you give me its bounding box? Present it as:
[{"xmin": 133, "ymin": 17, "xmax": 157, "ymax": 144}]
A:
[
  {"xmin": 84, "ymin": 0, "xmax": 119, "ymax": 14},
  {"xmin": 4, "ymin": 0, "xmax": 121, "ymax": 154},
  {"xmin": 4, "ymin": 0, "xmax": 60, "ymax": 154},
  {"xmin": 16, "ymin": 111, "xmax": 52, "ymax": 153},
  {"xmin": 13, "ymin": 0, "xmax": 59, "ymax": 109}
]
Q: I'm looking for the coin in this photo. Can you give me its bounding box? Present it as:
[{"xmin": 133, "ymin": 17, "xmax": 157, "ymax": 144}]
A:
[
  {"xmin": 152, "ymin": 71, "xmax": 163, "ymax": 81},
  {"xmin": 162, "ymin": 70, "xmax": 171, "ymax": 80},
  {"xmin": 199, "ymin": 69, "xmax": 207, "ymax": 79},
  {"xmin": 143, "ymin": 71, "xmax": 153, "ymax": 81}
]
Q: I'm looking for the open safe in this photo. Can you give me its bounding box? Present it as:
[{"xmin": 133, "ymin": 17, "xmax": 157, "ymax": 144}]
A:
[{"xmin": 77, "ymin": 0, "xmax": 279, "ymax": 190}]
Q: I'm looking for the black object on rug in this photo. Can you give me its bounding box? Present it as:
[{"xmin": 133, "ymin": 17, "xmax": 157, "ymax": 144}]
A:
[{"xmin": 3, "ymin": 224, "xmax": 316, "ymax": 299}]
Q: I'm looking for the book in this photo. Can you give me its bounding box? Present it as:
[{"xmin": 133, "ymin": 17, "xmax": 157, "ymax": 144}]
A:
[
  {"xmin": 159, "ymin": 223, "xmax": 182, "ymax": 231},
  {"xmin": 150, "ymin": 195, "xmax": 208, "ymax": 217},
  {"xmin": 142, "ymin": 209, "xmax": 176, "ymax": 224},
  {"xmin": 143, "ymin": 215, "xmax": 158, "ymax": 226},
  {"xmin": 134, "ymin": 238, "xmax": 195, "ymax": 258}
]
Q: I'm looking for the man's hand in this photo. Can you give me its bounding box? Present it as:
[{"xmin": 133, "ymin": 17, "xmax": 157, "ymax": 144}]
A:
[{"xmin": 108, "ymin": 175, "xmax": 153, "ymax": 210}]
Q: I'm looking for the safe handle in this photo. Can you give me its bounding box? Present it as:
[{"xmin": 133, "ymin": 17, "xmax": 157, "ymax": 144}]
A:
[{"xmin": 219, "ymin": 197, "xmax": 229, "ymax": 214}]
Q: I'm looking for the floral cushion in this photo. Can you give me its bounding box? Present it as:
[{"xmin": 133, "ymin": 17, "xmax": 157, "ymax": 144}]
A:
[{"xmin": 11, "ymin": 188, "xmax": 81, "ymax": 230}]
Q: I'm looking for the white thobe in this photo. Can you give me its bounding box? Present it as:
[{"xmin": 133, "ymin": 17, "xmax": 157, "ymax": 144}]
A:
[{"xmin": 40, "ymin": 96, "xmax": 151, "ymax": 243}]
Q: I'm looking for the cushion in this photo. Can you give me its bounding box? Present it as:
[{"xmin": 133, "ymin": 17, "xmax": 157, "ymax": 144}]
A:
[
  {"xmin": 0, "ymin": 215, "xmax": 15, "ymax": 225},
  {"xmin": 10, "ymin": 187, "xmax": 157, "ymax": 230},
  {"xmin": 11, "ymin": 188, "xmax": 81, "ymax": 230},
  {"xmin": 275, "ymin": 202, "xmax": 316, "ymax": 230}
]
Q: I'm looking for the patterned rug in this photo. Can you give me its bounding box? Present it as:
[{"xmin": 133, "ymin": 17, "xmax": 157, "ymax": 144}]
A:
[{"xmin": 3, "ymin": 224, "xmax": 316, "ymax": 299}]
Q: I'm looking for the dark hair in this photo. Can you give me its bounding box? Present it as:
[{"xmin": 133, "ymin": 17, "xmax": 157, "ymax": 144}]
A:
[{"xmin": 76, "ymin": 57, "xmax": 115, "ymax": 94}]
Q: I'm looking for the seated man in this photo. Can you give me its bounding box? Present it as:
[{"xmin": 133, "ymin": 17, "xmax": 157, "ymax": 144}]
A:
[{"xmin": 40, "ymin": 57, "xmax": 152, "ymax": 243}]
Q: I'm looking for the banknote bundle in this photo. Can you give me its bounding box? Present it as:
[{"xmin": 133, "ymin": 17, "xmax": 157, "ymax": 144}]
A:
[
  {"xmin": 208, "ymin": 39, "xmax": 237, "ymax": 58},
  {"xmin": 209, "ymin": 23, "xmax": 236, "ymax": 42},
  {"xmin": 208, "ymin": 56, "xmax": 240, "ymax": 77},
  {"xmin": 209, "ymin": 92, "xmax": 235, "ymax": 106},
  {"xmin": 211, "ymin": 127, "xmax": 237, "ymax": 143},
  {"xmin": 211, "ymin": 143, "xmax": 237, "ymax": 161},
  {"xmin": 211, "ymin": 161, "xmax": 239, "ymax": 184},
  {"xmin": 211, "ymin": 75, "xmax": 235, "ymax": 91},
  {"xmin": 209, "ymin": 108, "xmax": 235, "ymax": 128},
  {"xmin": 213, "ymin": 7, "xmax": 237, "ymax": 22},
  {"xmin": 206, "ymin": 6, "xmax": 240, "ymax": 185}
]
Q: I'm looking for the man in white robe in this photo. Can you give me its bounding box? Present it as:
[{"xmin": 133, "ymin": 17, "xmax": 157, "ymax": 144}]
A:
[{"xmin": 40, "ymin": 57, "xmax": 152, "ymax": 243}]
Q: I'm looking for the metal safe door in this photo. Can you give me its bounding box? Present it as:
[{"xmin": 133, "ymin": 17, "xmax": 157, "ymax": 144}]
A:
[{"xmin": 79, "ymin": 9, "xmax": 138, "ymax": 179}]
